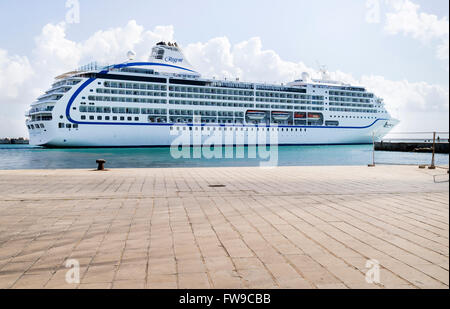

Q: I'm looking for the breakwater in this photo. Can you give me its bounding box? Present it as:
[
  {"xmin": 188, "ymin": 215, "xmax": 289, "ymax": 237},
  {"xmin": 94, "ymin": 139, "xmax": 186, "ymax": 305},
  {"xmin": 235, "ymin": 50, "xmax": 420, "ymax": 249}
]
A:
[
  {"xmin": 0, "ymin": 138, "xmax": 29, "ymax": 145},
  {"xmin": 375, "ymin": 141, "xmax": 449, "ymax": 154}
]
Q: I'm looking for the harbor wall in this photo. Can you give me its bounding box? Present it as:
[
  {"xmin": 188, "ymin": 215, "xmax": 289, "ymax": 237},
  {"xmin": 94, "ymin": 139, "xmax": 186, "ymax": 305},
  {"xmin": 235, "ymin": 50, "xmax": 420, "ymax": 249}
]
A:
[
  {"xmin": 0, "ymin": 138, "xmax": 29, "ymax": 145},
  {"xmin": 375, "ymin": 141, "xmax": 449, "ymax": 154}
]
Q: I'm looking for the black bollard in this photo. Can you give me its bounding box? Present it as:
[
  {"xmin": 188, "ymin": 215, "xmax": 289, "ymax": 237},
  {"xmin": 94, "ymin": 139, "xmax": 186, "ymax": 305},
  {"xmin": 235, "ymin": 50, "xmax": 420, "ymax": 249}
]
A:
[{"xmin": 96, "ymin": 159, "xmax": 106, "ymax": 171}]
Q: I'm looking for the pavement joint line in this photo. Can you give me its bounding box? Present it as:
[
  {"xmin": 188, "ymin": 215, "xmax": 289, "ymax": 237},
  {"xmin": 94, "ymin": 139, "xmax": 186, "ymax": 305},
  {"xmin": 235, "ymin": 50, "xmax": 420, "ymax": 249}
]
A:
[{"xmin": 1, "ymin": 190, "xmax": 448, "ymax": 203}]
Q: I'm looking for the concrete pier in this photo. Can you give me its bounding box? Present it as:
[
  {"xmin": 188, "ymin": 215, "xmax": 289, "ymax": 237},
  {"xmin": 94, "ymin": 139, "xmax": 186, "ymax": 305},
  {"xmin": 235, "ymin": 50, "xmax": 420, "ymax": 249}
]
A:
[{"xmin": 0, "ymin": 165, "xmax": 448, "ymax": 289}]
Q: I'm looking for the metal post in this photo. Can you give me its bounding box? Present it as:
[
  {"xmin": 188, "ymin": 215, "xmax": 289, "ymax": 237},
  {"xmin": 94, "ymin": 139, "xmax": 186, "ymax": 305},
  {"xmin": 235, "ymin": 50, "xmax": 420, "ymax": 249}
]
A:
[
  {"xmin": 373, "ymin": 132, "xmax": 375, "ymax": 166},
  {"xmin": 429, "ymin": 132, "xmax": 436, "ymax": 169},
  {"xmin": 368, "ymin": 132, "xmax": 375, "ymax": 167}
]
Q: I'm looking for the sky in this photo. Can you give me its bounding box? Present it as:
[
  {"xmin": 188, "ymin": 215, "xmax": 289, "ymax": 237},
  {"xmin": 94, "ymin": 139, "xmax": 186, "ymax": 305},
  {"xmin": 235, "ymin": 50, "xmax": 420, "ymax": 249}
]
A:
[{"xmin": 0, "ymin": 0, "xmax": 448, "ymax": 137}]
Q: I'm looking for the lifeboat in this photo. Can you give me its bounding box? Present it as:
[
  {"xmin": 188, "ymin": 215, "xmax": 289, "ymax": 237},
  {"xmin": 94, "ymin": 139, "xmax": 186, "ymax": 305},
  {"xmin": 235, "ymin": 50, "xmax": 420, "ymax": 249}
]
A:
[
  {"xmin": 271, "ymin": 111, "xmax": 290, "ymax": 121},
  {"xmin": 294, "ymin": 112, "xmax": 306, "ymax": 119},
  {"xmin": 308, "ymin": 113, "xmax": 322, "ymax": 119},
  {"xmin": 246, "ymin": 110, "xmax": 266, "ymax": 121}
]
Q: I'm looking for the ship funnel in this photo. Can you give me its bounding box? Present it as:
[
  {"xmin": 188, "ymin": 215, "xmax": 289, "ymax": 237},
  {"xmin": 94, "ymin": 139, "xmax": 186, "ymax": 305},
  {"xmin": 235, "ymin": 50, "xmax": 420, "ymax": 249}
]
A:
[
  {"xmin": 301, "ymin": 72, "xmax": 310, "ymax": 82},
  {"xmin": 148, "ymin": 42, "xmax": 199, "ymax": 76}
]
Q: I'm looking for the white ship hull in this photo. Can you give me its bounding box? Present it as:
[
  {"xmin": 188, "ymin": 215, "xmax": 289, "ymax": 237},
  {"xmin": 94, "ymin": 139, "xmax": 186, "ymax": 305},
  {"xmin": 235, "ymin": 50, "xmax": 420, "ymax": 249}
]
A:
[{"xmin": 29, "ymin": 119, "xmax": 396, "ymax": 148}]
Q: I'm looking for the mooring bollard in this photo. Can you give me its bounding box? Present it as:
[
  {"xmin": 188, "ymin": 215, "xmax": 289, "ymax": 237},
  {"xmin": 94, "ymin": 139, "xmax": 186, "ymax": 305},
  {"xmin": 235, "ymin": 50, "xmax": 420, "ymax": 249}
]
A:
[{"xmin": 96, "ymin": 159, "xmax": 106, "ymax": 171}]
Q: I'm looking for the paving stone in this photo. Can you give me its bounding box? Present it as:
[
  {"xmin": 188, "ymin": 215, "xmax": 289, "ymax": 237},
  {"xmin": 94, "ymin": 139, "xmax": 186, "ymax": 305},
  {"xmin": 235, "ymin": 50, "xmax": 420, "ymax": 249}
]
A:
[{"xmin": 0, "ymin": 166, "xmax": 447, "ymax": 289}]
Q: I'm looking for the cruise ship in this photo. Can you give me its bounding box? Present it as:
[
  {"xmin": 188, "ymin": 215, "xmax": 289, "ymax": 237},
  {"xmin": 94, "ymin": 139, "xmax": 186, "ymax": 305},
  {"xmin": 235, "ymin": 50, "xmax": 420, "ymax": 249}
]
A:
[{"xmin": 26, "ymin": 42, "xmax": 399, "ymax": 147}]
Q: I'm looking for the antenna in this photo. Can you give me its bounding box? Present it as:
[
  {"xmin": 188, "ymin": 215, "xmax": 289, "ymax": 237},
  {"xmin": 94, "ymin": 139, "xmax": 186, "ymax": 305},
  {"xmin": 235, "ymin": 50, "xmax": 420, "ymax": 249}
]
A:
[
  {"xmin": 315, "ymin": 60, "xmax": 329, "ymax": 80},
  {"xmin": 127, "ymin": 50, "xmax": 136, "ymax": 61}
]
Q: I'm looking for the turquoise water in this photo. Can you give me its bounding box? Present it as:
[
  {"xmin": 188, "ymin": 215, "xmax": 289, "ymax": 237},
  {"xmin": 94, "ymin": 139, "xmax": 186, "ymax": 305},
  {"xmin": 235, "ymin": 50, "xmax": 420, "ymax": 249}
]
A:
[{"xmin": 0, "ymin": 144, "xmax": 448, "ymax": 170}]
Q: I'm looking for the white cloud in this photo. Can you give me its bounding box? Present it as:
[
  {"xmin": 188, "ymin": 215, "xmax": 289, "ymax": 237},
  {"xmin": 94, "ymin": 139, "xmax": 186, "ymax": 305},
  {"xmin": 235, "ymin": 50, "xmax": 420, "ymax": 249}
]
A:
[
  {"xmin": 184, "ymin": 37, "xmax": 241, "ymax": 79},
  {"xmin": 360, "ymin": 75, "xmax": 449, "ymax": 132},
  {"xmin": 0, "ymin": 20, "xmax": 448, "ymax": 137},
  {"xmin": 33, "ymin": 22, "xmax": 81, "ymax": 75},
  {"xmin": 383, "ymin": 0, "xmax": 449, "ymax": 69},
  {"xmin": 437, "ymin": 38, "xmax": 449, "ymax": 61},
  {"xmin": 185, "ymin": 37, "xmax": 313, "ymax": 84},
  {"xmin": 32, "ymin": 20, "xmax": 175, "ymax": 80},
  {"xmin": 0, "ymin": 49, "xmax": 35, "ymax": 138},
  {"xmin": 81, "ymin": 21, "xmax": 175, "ymax": 65},
  {"xmin": 0, "ymin": 20, "xmax": 175, "ymax": 137},
  {"xmin": 385, "ymin": 0, "xmax": 449, "ymax": 40},
  {"xmin": 0, "ymin": 49, "xmax": 34, "ymax": 99},
  {"xmin": 363, "ymin": 76, "xmax": 448, "ymax": 111}
]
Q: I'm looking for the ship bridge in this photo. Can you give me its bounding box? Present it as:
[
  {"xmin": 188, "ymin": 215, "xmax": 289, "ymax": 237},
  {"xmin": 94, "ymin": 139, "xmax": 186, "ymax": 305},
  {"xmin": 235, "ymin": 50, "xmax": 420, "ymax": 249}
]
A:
[{"xmin": 108, "ymin": 42, "xmax": 201, "ymax": 78}]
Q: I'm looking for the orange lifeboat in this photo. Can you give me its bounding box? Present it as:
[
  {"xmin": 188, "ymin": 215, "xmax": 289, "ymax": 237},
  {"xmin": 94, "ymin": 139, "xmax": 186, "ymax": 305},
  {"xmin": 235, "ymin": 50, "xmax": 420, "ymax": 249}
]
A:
[
  {"xmin": 308, "ymin": 113, "xmax": 322, "ymax": 119},
  {"xmin": 294, "ymin": 112, "xmax": 306, "ymax": 119}
]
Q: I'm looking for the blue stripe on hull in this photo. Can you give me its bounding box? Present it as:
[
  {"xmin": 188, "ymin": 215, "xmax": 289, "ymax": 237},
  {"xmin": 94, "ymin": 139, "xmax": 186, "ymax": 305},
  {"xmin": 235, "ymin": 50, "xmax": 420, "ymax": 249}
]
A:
[{"xmin": 110, "ymin": 62, "xmax": 197, "ymax": 73}]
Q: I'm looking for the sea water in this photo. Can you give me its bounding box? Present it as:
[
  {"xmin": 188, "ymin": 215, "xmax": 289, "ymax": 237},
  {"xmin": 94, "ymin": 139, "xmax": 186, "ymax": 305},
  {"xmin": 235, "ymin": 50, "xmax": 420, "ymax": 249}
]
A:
[{"xmin": 0, "ymin": 144, "xmax": 448, "ymax": 170}]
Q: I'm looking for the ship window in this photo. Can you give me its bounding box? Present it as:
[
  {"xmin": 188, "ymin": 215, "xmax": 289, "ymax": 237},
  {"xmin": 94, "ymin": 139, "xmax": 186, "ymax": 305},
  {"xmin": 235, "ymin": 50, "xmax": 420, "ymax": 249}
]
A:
[
  {"xmin": 89, "ymin": 116, "xmax": 94, "ymax": 120},
  {"xmin": 81, "ymin": 116, "xmax": 86, "ymax": 120},
  {"xmin": 113, "ymin": 116, "xmax": 117, "ymax": 121},
  {"xmin": 120, "ymin": 117, "xmax": 125, "ymax": 121},
  {"xmin": 66, "ymin": 124, "xmax": 72, "ymax": 128},
  {"xmin": 58, "ymin": 123, "xmax": 64, "ymax": 128}
]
